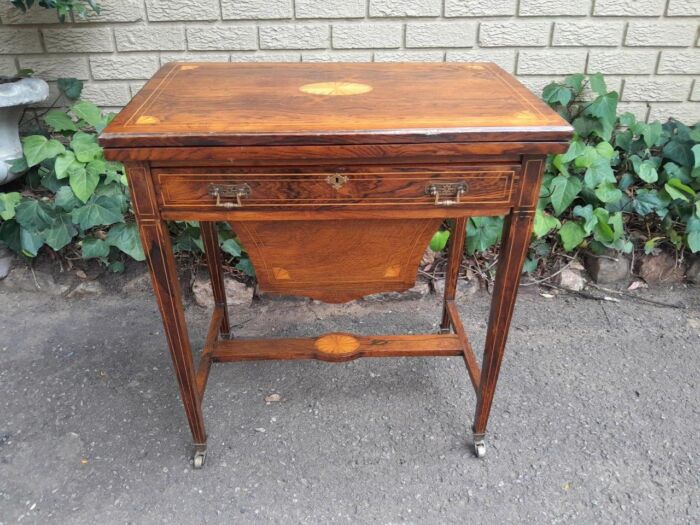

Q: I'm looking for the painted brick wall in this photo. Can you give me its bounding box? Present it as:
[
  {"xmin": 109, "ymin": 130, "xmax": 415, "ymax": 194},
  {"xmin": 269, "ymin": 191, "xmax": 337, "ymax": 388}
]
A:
[{"xmin": 1, "ymin": 0, "xmax": 698, "ymax": 122}]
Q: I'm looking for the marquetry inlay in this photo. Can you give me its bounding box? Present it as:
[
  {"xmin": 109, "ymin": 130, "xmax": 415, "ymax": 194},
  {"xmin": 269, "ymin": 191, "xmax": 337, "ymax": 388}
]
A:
[
  {"xmin": 314, "ymin": 334, "xmax": 360, "ymax": 356},
  {"xmin": 299, "ymin": 82, "xmax": 373, "ymax": 96}
]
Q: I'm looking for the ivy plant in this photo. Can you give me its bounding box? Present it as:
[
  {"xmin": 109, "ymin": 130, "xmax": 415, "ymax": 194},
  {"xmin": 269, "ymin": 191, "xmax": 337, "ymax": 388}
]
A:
[{"xmin": 9, "ymin": 0, "xmax": 100, "ymax": 20}]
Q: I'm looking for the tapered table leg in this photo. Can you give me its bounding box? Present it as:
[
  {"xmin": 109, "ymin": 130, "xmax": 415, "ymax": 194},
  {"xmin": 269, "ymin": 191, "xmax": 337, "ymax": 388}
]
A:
[
  {"xmin": 472, "ymin": 156, "xmax": 544, "ymax": 457},
  {"xmin": 440, "ymin": 218, "xmax": 467, "ymax": 331},
  {"xmin": 200, "ymin": 221, "xmax": 231, "ymax": 338},
  {"xmin": 125, "ymin": 162, "xmax": 207, "ymax": 467}
]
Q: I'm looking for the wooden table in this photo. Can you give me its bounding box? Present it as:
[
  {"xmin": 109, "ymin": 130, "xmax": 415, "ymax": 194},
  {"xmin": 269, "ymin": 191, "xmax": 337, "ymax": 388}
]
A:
[{"xmin": 100, "ymin": 62, "xmax": 572, "ymax": 468}]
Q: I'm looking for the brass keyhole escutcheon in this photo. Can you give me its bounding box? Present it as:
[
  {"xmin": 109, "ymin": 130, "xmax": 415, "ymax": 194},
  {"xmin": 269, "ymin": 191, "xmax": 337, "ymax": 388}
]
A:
[{"xmin": 326, "ymin": 173, "xmax": 349, "ymax": 190}]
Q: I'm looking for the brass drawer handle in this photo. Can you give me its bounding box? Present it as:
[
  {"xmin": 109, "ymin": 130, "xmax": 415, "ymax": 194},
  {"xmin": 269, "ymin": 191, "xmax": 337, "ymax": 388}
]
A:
[
  {"xmin": 208, "ymin": 183, "xmax": 251, "ymax": 208},
  {"xmin": 425, "ymin": 182, "xmax": 468, "ymax": 206}
]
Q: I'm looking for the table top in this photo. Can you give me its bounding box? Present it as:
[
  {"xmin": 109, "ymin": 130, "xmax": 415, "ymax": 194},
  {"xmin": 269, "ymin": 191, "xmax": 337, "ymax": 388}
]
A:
[{"xmin": 100, "ymin": 62, "xmax": 571, "ymax": 149}]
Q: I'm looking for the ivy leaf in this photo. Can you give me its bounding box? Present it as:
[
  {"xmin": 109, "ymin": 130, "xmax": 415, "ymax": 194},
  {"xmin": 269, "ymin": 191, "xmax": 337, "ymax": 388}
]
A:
[
  {"xmin": 107, "ymin": 223, "xmax": 145, "ymax": 261},
  {"xmin": 663, "ymin": 139, "xmax": 693, "ymax": 167},
  {"xmin": 43, "ymin": 110, "xmax": 77, "ymax": 132},
  {"xmin": 619, "ymin": 112, "xmax": 636, "ymax": 128},
  {"xmin": 429, "ymin": 230, "xmax": 450, "ymax": 251},
  {"xmin": 14, "ymin": 199, "xmax": 53, "ymax": 231},
  {"xmin": 69, "ymin": 164, "xmax": 99, "ymax": 203},
  {"xmin": 235, "ymin": 257, "xmax": 255, "ymax": 277},
  {"xmin": 563, "ymin": 73, "xmax": 585, "ymax": 93},
  {"xmin": 633, "ymin": 189, "xmax": 670, "ymax": 216},
  {"xmin": 665, "ymin": 178, "xmax": 695, "ymax": 202},
  {"xmin": 585, "ymin": 92, "xmax": 618, "ymax": 140},
  {"xmin": 54, "ymin": 185, "xmax": 81, "ymax": 211},
  {"xmin": 583, "ymin": 158, "xmax": 615, "ymax": 188},
  {"xmin": 561, "ymin": 138, "xmax": 586, "ymax": 163},
  {"xmin": 592, "ymin": 208, "xmax": 614, "ymax": 243},
  {"xmin": 82, "ymin": 236, "xmax": 110, "ymax": 259},
  {"xmin": 466, "ymin": 216, "xmax": 503, "ymax": 255},
  {"xmin": 71, "ymin": 101, "xmax": 105, "ymax": 131},
  {"xmin": 687, "ymin": 217, "xmax": 700, "ymax": 253},
  {"xmin": 550, "ymin": 174, "xmax": 582, "ymax": 216},
  {"xmin": 43, "ymin": 212, "xmax": 76, "ymax": 251},
  {"xmin": 70, "ymin": 131, "xmax": 103, "ymax": 163},
  {"xmin": 0, "ymin": 221, "xmax": 21, "ymax": 253},
  {"xmin": 595, "ymin": 141, "xmax": 615, "ymax": 160},
  {"xmin": 692, "ymin": 144, "xmax": 700, "ymax": 169},
  {"xmin": 55, "ymin": 150, "xmax": 80, "ymax": 180},
  {"xmin": 643, "ymin": 121, "xmax": 662, "ymax": 148},
  {"xmin": 559, "ymin": 221, "xmax": 586, "ymax": 251},
  {"xmin": 573, "ymin": 204, "xmax": 598, "ymax": 234},
  {"xmin": 57, "ymin": 78, "xmax": 83, "ymax": 100},
  {"xmin": 71, "ymin": 195, "xmax": 124, "ymax": 230},
  {"xmin": 595, "ymin": 182, "xmax": 623, "ymax": 203},
  {"xmin": 20, "ymin": 227, "xmax": 44, "ymax": 257},
  {"xmin": 0, "ymin": 192, "xmax": 21, "ymax": 220},
  {"xmin": 589, "ymin": 73, "xmax": 607, "ymax": 96},
  {"xmin": 533, "ymin": 208, "xmax": 560, "ymax": 238},
  {"xmin": 574, "ymin": 146, "xmax": 598, "ymax": 169},
  {"xmin": 221, "ymin": 238, "xmax": 242, "ymax": 257},
  {"xmin": 22, "ymin": 136, "xmax": 65, "ymax": 167},
  {"xmin": 637, "ymin": 159, "xmax": 658, "ymax": 183},
  {"xmin": 542, "ymin": 83, "xmax": 572, "ymax": 107}
]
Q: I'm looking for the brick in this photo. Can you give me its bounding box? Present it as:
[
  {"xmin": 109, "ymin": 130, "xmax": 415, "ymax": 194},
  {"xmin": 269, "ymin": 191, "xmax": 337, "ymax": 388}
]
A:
[
  {"xmin": 617, "ymin": 102, "xmax": 650, "ymax": 122},
  {"xmin": 588, "ymin": 50, "xmax": 658, "ymax": 75},
  {"xmin": 552, "ymin": 22, "xmax": 624, "ymax": 47},
  {"xmin": 445, "ymin": 49, "xmax": 516, "ymax": 72},
  {"xmin": 260, "ymin": 24, "xmax": 329, "ymax": 50},
  {"xmin": 146, "ymin": 0, "xmax": 219, "ymax": 21},
  {"xmin": 594, "ymin": 0, "xmax": 665, "ymax": 16},
  {"xmin": 445, "ymin": 0, "xmax": 516, "ymax": 16},
  {"xmin": 0, "ymin": 29, "xmax": 42, "ymax": 54},
  {"xmin": 692, "ymin": 81, "xmax": 700, "ymax": 101},
  {"xmin": 374, "ymin": 50, "xmax": 444, "ymax": 62},
  {"xmin": 647, "ymin": 103, "xmax": 700, "ymax": 123},
  {"xmin": 230, "ymin": 52, "xmax": 301, "ymax": 62},
  {"xmin": 0, "ymin": 57, "xmax": 17, "ymax": 76},
  {"xmin": 161, "ymin": 53, "xmax": 230, "ymax": 64},
  {"xmin": 18, "ymin": 56, "xmax": 89, "ymax": 80},
  {"xmin": 187, "ymin": 26, "xmax": 257, "ymax": 51},
  {"xmin": 658, "ymin": 51, "xmax": 700, "ymax": 75},
  {"xmin": 90, "ymin": 55, "xmax": 160, "ymax": 80},
  {"xmin": 0, "ymin": 4, "xmax": 59, "ymax": 24},
  {"xmin": 297, "ymin": 0, "xmax": 365, "ymax": 18},
  {"xmin": 626, "ymin": 23, "xmax": 697, "ymax": 47},
  {"xmin": 332, "ymin": 23, "xmax": 402, "ymax": 49},
  {"xmin": 302, "ymin": 51, "xmax": 372, "ymax": 62},
  {"xmin": 221, "ymin": 0, "xmax": 292, "ymax": 20},
  {"xmin": 479, "ymin": 21, "xmax": 550, "ymax": 47},
  {"xmin": 115, "ymin": 27, "xmax": 186, "ymax": 51},
  {"xmin": 370, "ymin": 0, "xmax": 442, "ymax": 17},
  {"xmin": 42, "ymin": 28, "xmax": 114, "ymax": 53},
  {"xmin": 81, "ymin": 82, "xmax": 132, "ymax": 106},
  {"xmin": 76, "ymin": 0, "xmax": 143, "ymax": 23},
  {"xmin": 520, "ymin": 0, "xmax": 590, "ymax": 16},
  {"xmin": 667, "ymin": 0, "xmax": 700, "ymax": 16},
  {"xmin": 517, "ymin": 50, "xmax": 588, "ymax": 75},
  {"xmin": 623, "ymin": 78, "xmax": 693, "ymax": 102},
  {"xmin": 406, "ymin": 22, "xmax": 476, "ymax": 48}
]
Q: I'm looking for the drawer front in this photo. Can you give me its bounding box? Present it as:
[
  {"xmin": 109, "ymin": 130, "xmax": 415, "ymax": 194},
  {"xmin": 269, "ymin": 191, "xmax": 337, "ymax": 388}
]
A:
[{"xmin": 153, "ymin": 164, "xmax": 520, "ymax": 209}]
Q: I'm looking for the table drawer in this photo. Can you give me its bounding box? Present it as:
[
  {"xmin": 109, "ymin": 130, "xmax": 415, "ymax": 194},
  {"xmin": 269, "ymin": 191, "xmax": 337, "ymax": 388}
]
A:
[{"xmin": 152, "ymin": 164, "xmax": 520, "ymax": 209}]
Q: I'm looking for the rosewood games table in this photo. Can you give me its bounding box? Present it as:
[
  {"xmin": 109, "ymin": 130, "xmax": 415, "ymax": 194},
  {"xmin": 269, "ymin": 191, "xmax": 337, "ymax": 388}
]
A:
[{"xmin": 100, "ymin": 63, "xmax": 572, "ymax": 468}]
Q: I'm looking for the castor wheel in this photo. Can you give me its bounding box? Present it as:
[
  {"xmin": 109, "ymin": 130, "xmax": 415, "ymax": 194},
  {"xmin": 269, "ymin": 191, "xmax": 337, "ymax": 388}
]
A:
[
  {"xmin": 473, "ymin": 440, "xmax": 486, "ymax": 458},
  {"xmin": 193, "ymin": 449, "xmax": 207, "ymax": 469}
]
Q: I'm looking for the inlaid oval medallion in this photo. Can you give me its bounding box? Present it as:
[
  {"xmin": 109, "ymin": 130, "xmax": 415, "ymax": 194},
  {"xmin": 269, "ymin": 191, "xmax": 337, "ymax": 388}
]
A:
[
  {"xmin": 299, "ymin": 82, "xmax": 373, "ymax": 96},
  {"xmin": 314, "ymin": 333, "xmax": 360, "ymax": 356}
]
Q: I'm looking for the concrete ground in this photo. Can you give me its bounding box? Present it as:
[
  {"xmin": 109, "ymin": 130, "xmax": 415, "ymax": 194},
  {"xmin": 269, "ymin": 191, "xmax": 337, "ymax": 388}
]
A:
[{"xmin": 0, "ymin": 270, "xmax": 699, "ymax": 524}]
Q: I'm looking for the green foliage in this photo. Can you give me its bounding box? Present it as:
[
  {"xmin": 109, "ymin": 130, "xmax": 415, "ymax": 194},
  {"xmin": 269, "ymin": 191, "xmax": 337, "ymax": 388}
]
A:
[
  {"xmin": 0, "ymin": 80, "xmax": 253, "ymax": 273},
  {"xmin": 428, "ymin": 73, "xmax": 700, "ymax": 277},
  {"xmin": 429, "ymin": 230, "xmax": 450, "ymax": 251},
  {"xmin": 526, "ymin": 72, "xmax": 700, "ymax": 270},
  {"xmin": 9, "ymin": 0, "xmax": 100, "ymax": 21}
]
